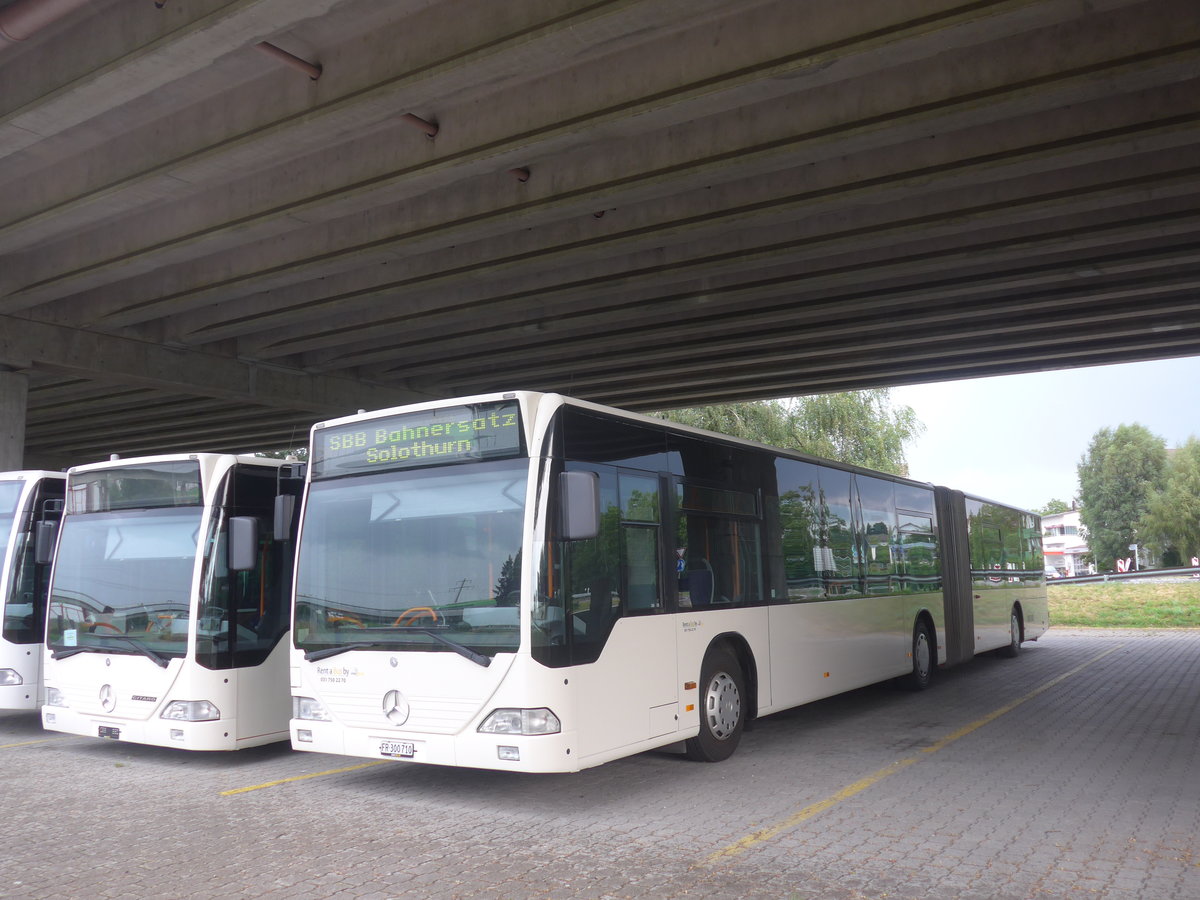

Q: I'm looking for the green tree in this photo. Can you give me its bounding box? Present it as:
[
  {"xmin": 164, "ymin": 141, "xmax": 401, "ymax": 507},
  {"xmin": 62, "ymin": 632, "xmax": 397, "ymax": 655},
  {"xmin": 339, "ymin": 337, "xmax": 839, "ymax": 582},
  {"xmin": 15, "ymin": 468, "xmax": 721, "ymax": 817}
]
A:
[
  {"xmin": 653, "ymin": 389, "xmax": 923, "ymax": 476},
  {"xmin": 493, "ymin": 550, "xmax": 522, "ymax": 606},
  {"xmin": 1140, "ymin": 437, "xmax": 1200, "ymax": 564},
  {"xmin": 1077, "ymin": 424, "xmax": 1167, "ymax": 570},
  {"xmin": 1036, "ymin": 498, "xmax": 1071, "ymax": 516}
]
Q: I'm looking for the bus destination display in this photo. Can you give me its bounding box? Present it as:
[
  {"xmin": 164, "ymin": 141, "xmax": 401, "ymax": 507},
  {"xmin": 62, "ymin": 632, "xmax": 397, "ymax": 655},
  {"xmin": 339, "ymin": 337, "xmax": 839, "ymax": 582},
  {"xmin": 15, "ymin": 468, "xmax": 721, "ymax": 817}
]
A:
[{"xmin": 312, "ymin": 401, "xmax": 523, "ymax": 478}]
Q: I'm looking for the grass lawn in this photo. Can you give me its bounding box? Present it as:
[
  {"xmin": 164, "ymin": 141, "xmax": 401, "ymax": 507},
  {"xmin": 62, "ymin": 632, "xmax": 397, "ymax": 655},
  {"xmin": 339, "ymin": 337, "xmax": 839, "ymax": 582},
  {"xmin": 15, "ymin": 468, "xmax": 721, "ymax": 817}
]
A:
[{"xmin": 1048, "ymin": 580, "xmax": 1200, "ymax": 628}]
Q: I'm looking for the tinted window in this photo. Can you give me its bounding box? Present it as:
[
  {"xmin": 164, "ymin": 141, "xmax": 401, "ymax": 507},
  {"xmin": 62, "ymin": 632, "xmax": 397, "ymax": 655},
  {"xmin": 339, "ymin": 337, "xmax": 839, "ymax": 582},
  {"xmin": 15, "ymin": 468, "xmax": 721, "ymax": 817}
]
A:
[
  {"xmin": 818, "ymin": 469, "xmax": 860, "ymax": 597},
  {"xmin": 967, "ymin": 499, "xmax": 1024, "ymax": 586},
  {"xmin": 894, "ymin": 482, "xmax": 934, "ymax": 513},
  {"xmin": 898, "ymin": 512, "xmax": 940, "ymax": 592},
  {"xmin": 561, "ymin": 409, "xmax": 667, "ymax": 472},
  {"xmin": 858, "ymin": 477, "xmax": 895, "ymax": 595},
  {"xmin": 772, "ymin": 459, "xmax": 822, "ymax": 602}
]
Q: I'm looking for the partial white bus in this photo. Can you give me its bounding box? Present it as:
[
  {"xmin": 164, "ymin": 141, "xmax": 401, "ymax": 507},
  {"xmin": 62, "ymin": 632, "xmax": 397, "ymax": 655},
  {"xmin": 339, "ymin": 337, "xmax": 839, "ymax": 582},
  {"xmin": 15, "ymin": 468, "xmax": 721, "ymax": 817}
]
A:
[
  {"xmin": 1, "ymin": 471, "xmax": 67, "ymax": 710},
  {"xmin": 42, "ymin": 454, "xmax": 301, "ymax": 749},
  {"xmin": 289, "ymin": 392, "xmax": 1048, "ymax": 772}
]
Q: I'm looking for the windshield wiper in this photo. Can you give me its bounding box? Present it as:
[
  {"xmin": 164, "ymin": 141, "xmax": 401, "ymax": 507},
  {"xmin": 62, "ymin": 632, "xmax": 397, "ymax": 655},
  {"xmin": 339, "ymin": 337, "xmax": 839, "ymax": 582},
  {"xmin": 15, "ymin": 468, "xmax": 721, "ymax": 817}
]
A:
[
  {"xmin": 304, "ymin": 641, "xmax": 391, "ymax": 661},
  {"xmin": 50, "ymin": 646, "xmax": 98, "ymax": 661},
  {"xmin": 417, "ymin": 629, "xmax": 491, "ymax": 667},
  {"xmin": 304, "ymin": 632, "xmax": 491, "ymax": 667},
  {"xmin": 51, "ymin": 635, "xmax": 170, "ymax": 668}
]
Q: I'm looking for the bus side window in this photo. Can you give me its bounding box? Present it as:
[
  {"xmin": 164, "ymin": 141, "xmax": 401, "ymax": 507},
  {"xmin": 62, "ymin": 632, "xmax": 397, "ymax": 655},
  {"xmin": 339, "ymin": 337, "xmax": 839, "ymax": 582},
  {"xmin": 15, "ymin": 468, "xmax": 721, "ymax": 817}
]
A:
[
  {"xmin": 622, "ymin": 525, "xmax": 660, "ymax": 611},
  {"xmin": 675, "ymin": 482, "xmax": 762, "ymax": 608},
  {"xmin": 618, "ymin": 472, "xmax": 661, "ymax": 613}
]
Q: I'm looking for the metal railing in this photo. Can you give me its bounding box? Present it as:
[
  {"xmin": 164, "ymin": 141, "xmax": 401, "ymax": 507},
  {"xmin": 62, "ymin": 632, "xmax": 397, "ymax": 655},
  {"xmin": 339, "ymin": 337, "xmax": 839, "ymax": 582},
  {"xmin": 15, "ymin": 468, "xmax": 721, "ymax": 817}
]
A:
[{"xmin": 1048, "ymin": 566, "xmax": 1200, "ymax": 585}]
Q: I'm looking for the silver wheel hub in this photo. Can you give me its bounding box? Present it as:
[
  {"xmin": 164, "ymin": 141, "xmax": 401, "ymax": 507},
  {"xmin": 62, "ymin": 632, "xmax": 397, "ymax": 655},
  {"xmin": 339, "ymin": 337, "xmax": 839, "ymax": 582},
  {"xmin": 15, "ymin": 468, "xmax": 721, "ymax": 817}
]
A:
[
  {"xmin": 703, "ymin": 672, "xmax": 741, "ymax": 740},
  {"xmin": 914, "ymin": 632, "xmax": 931, "ymax": 678}
]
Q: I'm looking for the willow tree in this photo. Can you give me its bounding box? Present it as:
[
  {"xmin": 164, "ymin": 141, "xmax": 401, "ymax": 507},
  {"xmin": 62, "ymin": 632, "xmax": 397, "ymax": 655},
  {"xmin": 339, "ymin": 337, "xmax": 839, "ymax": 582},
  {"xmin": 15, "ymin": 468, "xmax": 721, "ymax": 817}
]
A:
[{"xmin": 653, "ymin": 389, "xmax": 923, "ymax": 476}]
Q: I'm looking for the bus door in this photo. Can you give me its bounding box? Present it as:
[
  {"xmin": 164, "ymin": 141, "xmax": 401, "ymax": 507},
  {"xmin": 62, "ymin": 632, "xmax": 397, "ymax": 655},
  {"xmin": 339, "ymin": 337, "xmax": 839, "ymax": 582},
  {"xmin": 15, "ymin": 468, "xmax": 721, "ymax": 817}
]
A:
[
  {"xmin": 557, "ymin": 466, "xmax": 678, "ymax": 758},
  {"xmin": 198, "ymin": 463, "xmax": 296, "ymax": 742}
]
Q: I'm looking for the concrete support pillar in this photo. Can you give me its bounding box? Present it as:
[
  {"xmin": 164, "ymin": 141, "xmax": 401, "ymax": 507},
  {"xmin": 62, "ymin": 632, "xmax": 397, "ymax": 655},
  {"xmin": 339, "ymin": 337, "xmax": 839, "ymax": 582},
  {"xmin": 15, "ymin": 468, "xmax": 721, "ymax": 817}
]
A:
[{"xmin": 0, "ymin": 369, "xmax": 29, "ymax": 471}]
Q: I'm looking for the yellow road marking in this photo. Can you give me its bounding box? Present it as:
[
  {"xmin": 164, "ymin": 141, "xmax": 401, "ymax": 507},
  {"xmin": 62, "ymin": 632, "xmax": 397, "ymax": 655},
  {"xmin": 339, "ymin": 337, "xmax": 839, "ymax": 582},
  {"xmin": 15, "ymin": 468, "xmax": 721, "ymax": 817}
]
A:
[
  {"xmin": 0, "ymin": 736, "xmax": 70, "ymax": 750},
  {"xmin": 707, "ymin": 645, "xmax": 1123, "ymax": 863},
  {"xmin": 221, "ymin": 760, "xmax": 391, "ymax": 795}
]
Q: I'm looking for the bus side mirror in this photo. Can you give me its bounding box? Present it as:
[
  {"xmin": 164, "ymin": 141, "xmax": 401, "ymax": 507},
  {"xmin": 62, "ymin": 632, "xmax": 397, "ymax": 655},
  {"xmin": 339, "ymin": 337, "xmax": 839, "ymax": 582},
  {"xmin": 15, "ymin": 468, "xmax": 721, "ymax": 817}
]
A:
[
  {"xmin": 273, "ymin": 494, "xmax": 296, "ymax": 542},
  {"xmin": 228, "ymin": 516, "xmax": 259, "ymax": 571},
  {"xmin": 34, "ymin": 521, "xmax": 58, "ymax": 566},
  {"xmin": 560, "ymin": 471, "xmax": 600, "ymax": 541}
]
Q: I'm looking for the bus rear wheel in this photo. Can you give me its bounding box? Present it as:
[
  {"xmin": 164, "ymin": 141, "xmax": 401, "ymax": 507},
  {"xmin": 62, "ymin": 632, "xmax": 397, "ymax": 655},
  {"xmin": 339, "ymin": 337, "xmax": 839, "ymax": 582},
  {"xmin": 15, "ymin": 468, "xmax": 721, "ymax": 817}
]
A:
[
  {"xmin": 685, "ymin": 647, "xmax": 745, "ymax": 762},
  {"xmin": 901, "ymin": 619, "xmax": 934, "ymax": 691}
]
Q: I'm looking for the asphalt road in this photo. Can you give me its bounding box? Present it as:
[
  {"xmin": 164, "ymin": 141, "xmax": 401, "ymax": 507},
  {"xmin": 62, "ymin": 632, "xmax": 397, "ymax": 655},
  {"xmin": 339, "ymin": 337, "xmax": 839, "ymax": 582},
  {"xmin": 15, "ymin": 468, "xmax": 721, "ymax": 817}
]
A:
[{"xmin": 3, "ymin": 628, "xmax": 1198, "ymax": 899}]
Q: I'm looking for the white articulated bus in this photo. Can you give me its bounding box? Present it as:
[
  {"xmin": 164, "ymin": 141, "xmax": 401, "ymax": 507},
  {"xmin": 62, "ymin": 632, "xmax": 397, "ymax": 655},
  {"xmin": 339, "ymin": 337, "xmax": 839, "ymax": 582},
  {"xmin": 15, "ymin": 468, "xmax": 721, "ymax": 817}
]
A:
[
  {"xmin": 0, "ymin": 471, "xmax": 67, "ymax": 710},
  {"xmin": 41, "ymin": 454, "xmax": 301, "ymax": 749},
  {"xmin": 289, "ymin": 392, "xmax": 1048, "ymax": 773}
]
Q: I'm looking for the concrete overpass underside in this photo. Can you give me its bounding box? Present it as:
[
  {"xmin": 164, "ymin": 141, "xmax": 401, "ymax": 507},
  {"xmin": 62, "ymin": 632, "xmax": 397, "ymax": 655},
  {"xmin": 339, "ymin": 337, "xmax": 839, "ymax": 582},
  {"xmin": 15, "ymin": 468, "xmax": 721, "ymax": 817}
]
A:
[{"xmin": 1, "ymin": 0, "xmax": 1198, "ymax": 467}]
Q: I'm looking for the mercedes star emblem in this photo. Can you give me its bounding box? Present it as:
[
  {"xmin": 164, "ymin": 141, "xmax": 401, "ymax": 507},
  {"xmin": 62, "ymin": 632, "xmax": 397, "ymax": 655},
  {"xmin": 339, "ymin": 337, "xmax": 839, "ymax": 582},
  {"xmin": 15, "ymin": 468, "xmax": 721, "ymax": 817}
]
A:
[{"xmin": 382, "ymin": 689, "xmax": 410, "ymax": 726}]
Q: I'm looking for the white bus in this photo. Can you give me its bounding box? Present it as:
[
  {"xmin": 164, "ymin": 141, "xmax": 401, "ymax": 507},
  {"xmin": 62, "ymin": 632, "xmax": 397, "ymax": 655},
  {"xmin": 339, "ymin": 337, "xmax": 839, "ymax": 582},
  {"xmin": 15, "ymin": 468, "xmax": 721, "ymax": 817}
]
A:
[
  {"xmin": 289, "ymin": 392, "xmax": 1049, "ymax": 772},
  {"xmin": 1, "ymin": 471, "xmax": 67, "ymax": 711},
  {"xmin": 41, "ymin": 454, "xmax": 301, "ymax": 749}
]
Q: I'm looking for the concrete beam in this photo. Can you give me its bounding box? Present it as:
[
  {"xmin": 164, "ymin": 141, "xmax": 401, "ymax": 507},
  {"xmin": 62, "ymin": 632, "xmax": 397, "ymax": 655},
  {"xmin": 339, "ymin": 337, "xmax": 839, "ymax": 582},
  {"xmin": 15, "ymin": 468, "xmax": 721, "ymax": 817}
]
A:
[
  {"xmin": 0, "ymin": 0, "xmax": 357, "ymax": 159},
  {"xmin": 283, "ymin": 170, "xmax": 1200, "ymax": 371},
  {"xmin": 9, "ymin": 0, "xmax": 1190, "ymax": 313},
  {"xmin": 0, "ymin": 314, "xmax": 426, "ymax": 414}
]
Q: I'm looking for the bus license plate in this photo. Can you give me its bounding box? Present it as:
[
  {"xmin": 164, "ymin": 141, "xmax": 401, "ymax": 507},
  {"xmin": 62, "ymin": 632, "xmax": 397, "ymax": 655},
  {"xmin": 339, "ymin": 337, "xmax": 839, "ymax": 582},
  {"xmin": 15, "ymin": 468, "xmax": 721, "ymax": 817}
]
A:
[
  {"xmin": 98, "ymin": 726, "xmax": 120, "ymax": 740},
  {"xmin": 380, "ymin": 739, "xmax": 415, "ymax": 759}
]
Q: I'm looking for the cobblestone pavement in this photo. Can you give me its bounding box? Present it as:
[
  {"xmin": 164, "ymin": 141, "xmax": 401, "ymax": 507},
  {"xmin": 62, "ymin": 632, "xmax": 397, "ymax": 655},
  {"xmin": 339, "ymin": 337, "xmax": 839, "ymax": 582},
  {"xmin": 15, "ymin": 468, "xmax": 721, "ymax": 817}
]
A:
[{"xmin": 3, "ymin": 629, "xmax": 1199, "ymax": 899}]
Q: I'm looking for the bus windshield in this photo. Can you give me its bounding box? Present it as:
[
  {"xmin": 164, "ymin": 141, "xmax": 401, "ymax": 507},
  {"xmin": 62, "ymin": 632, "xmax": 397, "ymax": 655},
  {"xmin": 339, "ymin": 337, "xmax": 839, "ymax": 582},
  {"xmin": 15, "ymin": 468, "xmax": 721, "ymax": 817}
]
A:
[
  {"xmin": 294, "ymin": 458, "xmax": 528, "ymax": 658},
  {"xmin": 45, "ymin": 506, "xmax": 202, "ymax": 659},
  {"xmin": 0, "ymin": 480, "xmax": 21, "ymax": 560}
]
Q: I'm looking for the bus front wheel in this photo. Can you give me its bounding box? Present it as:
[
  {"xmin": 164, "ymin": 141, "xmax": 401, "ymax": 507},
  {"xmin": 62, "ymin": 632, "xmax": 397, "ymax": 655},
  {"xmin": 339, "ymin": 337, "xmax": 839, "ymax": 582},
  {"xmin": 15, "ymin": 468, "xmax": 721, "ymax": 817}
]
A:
[
  {"xmin": 999, "ymin": 606, "xmax": 1022, "ymax": 658},
  {"xmin": 685, "ymin": 647, "xmax": 745, "ymax": 762}
]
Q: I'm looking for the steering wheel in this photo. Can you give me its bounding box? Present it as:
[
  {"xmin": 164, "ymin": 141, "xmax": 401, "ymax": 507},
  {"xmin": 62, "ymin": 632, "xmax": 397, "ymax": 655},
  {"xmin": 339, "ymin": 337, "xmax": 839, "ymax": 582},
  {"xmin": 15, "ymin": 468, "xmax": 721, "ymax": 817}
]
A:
[
  {"xmin": 89, "ymin": 621, "xmax": 121, "ymax": 632},
  {"xmin": 328, "ymin": 614, "xmax": 364, "ymax": 628},
  {"xmin": 393, "ymin": 607, "xmax": 439, "ymax": 627},
  {"xmin": 145, "ymin": 614, "xmax": 175, "ymax": 633}
]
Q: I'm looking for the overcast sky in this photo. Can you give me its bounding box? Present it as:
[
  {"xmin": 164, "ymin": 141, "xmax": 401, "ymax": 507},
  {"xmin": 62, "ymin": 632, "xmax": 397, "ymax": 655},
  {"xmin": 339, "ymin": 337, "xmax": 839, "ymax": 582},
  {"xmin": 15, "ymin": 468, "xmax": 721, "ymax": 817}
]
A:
[{"xmin": 887, "ymin": 355, "xmax": 1200, "ymax": 511}]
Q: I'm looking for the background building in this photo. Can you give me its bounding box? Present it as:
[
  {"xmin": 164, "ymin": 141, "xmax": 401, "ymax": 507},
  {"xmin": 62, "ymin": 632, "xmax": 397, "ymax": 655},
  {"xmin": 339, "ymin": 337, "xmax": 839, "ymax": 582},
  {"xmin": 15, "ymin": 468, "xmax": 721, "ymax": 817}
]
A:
[{"xmin": 1042, "ymin": 509, "xmax": 1092, "ymax": 577}]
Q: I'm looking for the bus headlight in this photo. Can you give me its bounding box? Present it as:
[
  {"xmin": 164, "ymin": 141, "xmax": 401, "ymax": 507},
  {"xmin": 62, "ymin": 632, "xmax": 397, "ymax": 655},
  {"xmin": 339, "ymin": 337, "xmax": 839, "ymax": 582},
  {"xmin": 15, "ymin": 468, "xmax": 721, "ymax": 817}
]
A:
[
  {"xmin": 0, "ymin": 668, "xmax": 22, "ymax": 686},
  {"xmin": 292, "ymin": 696, "xmax": 331, "ymax": 721},
  {"xmin": 161, "ymin": 700, "xmax": 221, "ymax": 722},
  {"xmin": 45, "ymin": 686, "xmax": 68, "ymax": 707},
  {"xmin": 478, "ymin": 708, "xmax": 561, "ymax": 735}
]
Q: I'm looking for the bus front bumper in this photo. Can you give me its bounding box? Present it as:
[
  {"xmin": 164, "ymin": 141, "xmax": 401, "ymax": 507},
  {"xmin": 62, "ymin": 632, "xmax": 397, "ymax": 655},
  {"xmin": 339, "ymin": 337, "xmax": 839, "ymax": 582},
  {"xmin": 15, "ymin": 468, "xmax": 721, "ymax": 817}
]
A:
[
  {"xmin": 41, "ymin": 705, "xmax": 244, "ymax": 751},
  {"xmin": 290, "ymin": 719, "xmax": 582, "ymax": 773}
]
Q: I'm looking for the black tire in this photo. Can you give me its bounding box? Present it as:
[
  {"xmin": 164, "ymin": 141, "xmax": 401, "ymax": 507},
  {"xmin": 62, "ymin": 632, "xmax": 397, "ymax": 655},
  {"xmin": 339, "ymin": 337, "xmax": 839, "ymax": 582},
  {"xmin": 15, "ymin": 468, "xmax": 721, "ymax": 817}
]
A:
[
  {"xmin": 685, "ymin": 646, "xmax": 745, "ymax": 762},
  {"xmin": 999, "ymin": 606, "xmax": 1022, "ymax": 658},
  {"xmin": 901, "ymin": 618, "xmax": 935, "ymax": 691}
]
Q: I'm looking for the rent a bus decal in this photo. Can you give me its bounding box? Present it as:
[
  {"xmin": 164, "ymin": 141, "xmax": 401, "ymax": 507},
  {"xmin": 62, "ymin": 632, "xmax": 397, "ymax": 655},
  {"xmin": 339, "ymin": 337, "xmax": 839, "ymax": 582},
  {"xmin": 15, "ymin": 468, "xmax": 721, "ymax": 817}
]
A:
[{"xmin": 314, "ymin": 401, "xmax": 522, "ymax": 477}]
